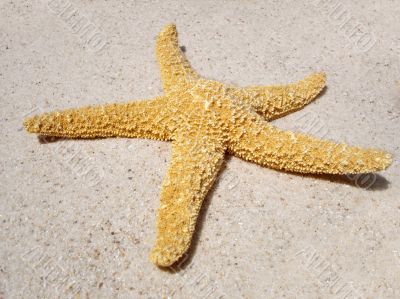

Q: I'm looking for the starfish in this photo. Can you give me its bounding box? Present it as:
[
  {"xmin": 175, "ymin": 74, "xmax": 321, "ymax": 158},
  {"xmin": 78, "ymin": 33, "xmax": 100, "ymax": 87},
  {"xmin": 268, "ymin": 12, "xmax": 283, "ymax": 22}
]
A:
[{"xmin": 24, "ymin": 24, "xmax": 392, "ymax": 267}]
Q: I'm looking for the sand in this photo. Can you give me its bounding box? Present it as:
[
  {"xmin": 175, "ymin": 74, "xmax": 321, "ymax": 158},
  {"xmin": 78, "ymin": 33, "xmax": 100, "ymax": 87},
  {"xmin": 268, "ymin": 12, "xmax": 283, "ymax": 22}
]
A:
[{"xmin": 1, "ymin": 0, "xmax": 399, "ymax": 298}]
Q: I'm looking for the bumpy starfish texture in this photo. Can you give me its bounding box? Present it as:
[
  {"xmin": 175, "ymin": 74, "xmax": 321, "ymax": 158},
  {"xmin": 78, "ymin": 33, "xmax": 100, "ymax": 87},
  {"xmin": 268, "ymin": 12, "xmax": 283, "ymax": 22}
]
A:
[{"xmin": 24, "ymin": 24, "xmax": 392, "ymax": 267}]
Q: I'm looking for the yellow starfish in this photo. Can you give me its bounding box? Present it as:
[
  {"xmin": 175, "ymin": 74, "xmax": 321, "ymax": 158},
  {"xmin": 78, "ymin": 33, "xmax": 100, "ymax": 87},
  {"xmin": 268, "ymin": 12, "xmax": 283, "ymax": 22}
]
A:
[{"xmin": 24, "ymin": 24, "xmax": 392, "ymax": 267}]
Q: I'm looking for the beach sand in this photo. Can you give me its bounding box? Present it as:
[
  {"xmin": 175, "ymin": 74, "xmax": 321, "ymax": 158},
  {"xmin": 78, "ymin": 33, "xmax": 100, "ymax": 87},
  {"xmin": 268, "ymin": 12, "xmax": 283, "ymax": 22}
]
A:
[{"xmin": 1, "ymin": 1, "xmax": 399, "ymax": 298}]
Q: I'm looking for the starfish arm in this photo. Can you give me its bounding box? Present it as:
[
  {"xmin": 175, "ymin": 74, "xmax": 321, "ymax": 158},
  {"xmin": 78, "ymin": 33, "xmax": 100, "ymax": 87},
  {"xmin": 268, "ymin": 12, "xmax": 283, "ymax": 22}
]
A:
[
  {"xmin": 156, "ymin": 24, "xmax": 200, "ymax": 93},
  {"xmin": 226, "ymin": 72, "xmax": 326, "ymax": 120},
  {"xmin": 150, "ymin": 134, "xmax": 225, "ymax": 267},
  {"xmin": 24, "ymin": 96, "xmax": 174, "ymax": 141},
  {"xmin": 227, "ymin": 114, "xmax": 392, "ymax": 174}
]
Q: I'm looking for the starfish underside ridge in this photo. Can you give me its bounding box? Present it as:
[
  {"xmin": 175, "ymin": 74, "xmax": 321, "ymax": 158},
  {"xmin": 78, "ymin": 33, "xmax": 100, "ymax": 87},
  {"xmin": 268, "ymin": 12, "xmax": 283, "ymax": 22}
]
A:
[{"xmin": 24, "ymin": 24, "xmax": 392, "ymax": 267}]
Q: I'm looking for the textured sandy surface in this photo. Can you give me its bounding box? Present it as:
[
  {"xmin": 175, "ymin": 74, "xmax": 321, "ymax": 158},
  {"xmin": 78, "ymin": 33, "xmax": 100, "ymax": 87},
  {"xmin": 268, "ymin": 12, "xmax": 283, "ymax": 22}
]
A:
[{"xmin": 1, "ymin": 0, "xmax": 399, "ymax": 298}]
